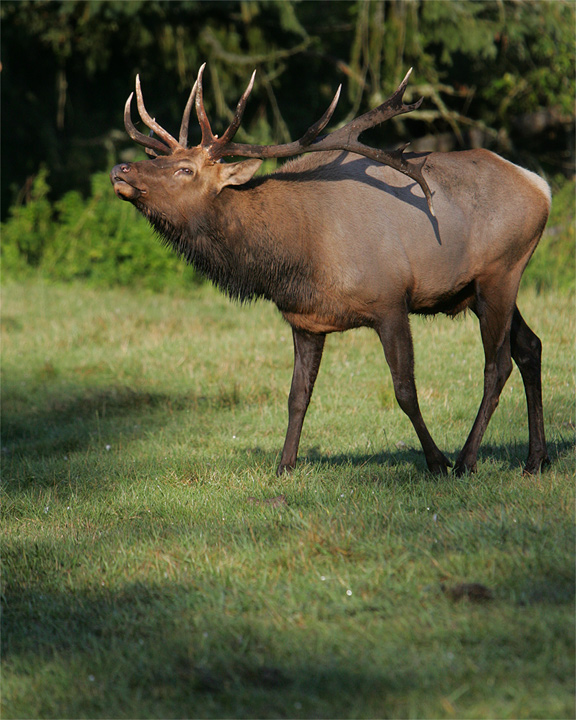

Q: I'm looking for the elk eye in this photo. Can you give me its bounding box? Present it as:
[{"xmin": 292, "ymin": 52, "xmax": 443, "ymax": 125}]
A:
[{"xmin": 176, "ymin": 167, "xmax": 194, "ymax": 177}]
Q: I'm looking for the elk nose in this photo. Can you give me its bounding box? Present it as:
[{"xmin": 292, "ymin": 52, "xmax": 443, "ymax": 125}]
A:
[
  {"xmin": 110, "ymin": 164, "xmax": 133, "ymax": 188},
  {"xmin": 111, "ymin": 163, "xmax": 131, "ymax": 177}
]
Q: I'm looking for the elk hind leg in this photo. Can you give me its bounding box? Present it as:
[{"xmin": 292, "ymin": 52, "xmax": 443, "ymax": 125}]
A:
[
  {"xmin": 277, "ymin": 328, "xmax": 325, "ymax": 475},
  {"xmin": 455, "ymin": 287, "xmax": 515, "ymax": 475},
  {"xmin": 511, "ymin": 306, "xmax": 549, "ymax": 474},
  {"xmin": 378, "ymin": 309, "xmax": 451, "ymax": 474}
]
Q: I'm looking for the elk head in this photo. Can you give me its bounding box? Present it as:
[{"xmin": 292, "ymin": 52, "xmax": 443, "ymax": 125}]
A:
[{"xmin": 111, "ymin": 64, "xmax": 435, "ymax": 223}]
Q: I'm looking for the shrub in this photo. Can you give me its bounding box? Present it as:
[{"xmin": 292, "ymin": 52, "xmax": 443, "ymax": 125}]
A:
[
  {"xmin": 1, "ymin": 167, "xmax": 53, "ymax": 273},
  {"xmin": 523, "ymin": 178, "xmax": 575, "ymax": 294},
  {"xmin": 1, "ymin": 169, "xmax": 201, "ymax": 291}
]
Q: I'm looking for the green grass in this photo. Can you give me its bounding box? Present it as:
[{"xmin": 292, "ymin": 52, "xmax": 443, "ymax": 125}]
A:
[{"xmin": 2, "ymin": 279, "xmax": 574, "ymax": 719}]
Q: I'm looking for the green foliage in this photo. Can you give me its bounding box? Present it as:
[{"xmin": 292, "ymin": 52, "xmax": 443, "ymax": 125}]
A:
[
  {"xmin": 1, "ymin": 170, "xmax": 200, "ymax": 291},
  {"xmin": 496, "ymin": 2, "xmax": 575, "ymax": 117},
  {"xmin": 0, "ymin": 168, "xmax": 53, "ymax": 270},
  {"xmin": 420, "ymin": 1, "xmax": 500, "ymax": 64},
  {"xmin": 524, "ymin": 180, "xmax": 576, "ymax": 294}
]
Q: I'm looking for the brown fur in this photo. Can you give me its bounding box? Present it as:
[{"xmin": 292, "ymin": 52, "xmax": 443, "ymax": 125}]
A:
[{"xmin": 111, "ymin": 145, "xmax": 550, "ymax": 476}]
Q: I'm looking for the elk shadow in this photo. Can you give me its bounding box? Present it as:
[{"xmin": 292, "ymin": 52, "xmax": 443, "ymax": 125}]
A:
[
  {"xmin": 294, "ymin": 435, "xmax": 574, "ymax": 477},
  {"xmin": 4, "ymin": 377, "xmax": 572, "ymax": 490},
  {"xmin": 302, "ymin": 444, "xmax": 428, "ymax": 474}
]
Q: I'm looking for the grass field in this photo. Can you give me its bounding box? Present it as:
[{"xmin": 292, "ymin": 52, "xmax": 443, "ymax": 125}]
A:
[{"xmin": 2, "ymin": 279, "xmax": 574, "ymax": 719}]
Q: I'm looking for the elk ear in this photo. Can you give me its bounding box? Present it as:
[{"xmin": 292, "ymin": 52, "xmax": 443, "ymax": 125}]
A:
[{"xmin": 215, "ymin": 159, "xmax": 262, "ymax": 193}]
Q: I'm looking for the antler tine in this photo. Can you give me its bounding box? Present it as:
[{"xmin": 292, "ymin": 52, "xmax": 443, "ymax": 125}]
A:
[
  {"xmin": 341, "ymin": 67, "xmax": 422, "ymax": 140},
  {"xmin": 216, "ymin": 70, "xmax": 257, "ymax": 149},
  {"xmin": 195, "ymin": 63, "xmax": 217, "ymax": 148},
  {"xmin": 299, "ymin": 85, "xmax": 342, "ymax": 146},
  {"xmin": 135, "ymin": 75, "xmax": 181, "ymax": 151},
  {"xmin": 179, "ymin": 77, "xmax": 199, "ymax": 148},
  {"xmin": 124, "ymin": 92, "xmax": 173, "ymax": 156},
  {"xmin": 214, "ymin": 86, "xmax": 344, "ymax": 161},
  {"xmin": 207, "ymin": 72, "xmax": 341, "ymax": 161},
  {"xmin": 310, "ymin": 68, "xmax": 434, "ymax": 214}
]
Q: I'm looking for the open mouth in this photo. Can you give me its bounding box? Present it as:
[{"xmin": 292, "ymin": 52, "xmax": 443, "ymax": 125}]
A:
[{"xmin": 111, "ymin": 175, "xmax": 145, "ymax": 202}]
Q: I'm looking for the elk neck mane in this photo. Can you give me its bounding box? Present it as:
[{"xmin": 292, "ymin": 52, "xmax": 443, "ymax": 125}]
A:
[{"xmin": 140, "ymin": 169, "xmax": 321, "ymax": 311}]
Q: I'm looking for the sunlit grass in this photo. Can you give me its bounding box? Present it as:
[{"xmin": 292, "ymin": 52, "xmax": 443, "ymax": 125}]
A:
[{"xmin": 1, "ymin": 279, "xmax": 574, "ymax": 719}]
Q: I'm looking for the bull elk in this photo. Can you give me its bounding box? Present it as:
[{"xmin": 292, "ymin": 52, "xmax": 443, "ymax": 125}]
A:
[{"xmin": 111, "ymin": 65, "xmax": 551, "ymax": 476}]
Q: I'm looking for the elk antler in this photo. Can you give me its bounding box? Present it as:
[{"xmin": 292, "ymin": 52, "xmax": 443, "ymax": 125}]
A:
[
  {"xmin": 124, "ymin": 65, "xmax": 339, "ymax": 157},
  {"xmin": 208, "ymin": 68, "xmax": 434, "ymax": 215},
  {"xmin": 124, "ymin": 67, "xmax": 435, "ymax": 214},
  {"xmin": 124, "ymin": 90, "xmax": 171, "ymax": 157}
]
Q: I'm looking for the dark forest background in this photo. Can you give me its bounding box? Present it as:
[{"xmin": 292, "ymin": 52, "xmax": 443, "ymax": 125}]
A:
[
  {"xmin": 3, "ymin": 0, "xmax": 574, "ymax": 205},
  {"xmin": 1, "ymin": 0, "xmax": 574, "ymax": 289}
]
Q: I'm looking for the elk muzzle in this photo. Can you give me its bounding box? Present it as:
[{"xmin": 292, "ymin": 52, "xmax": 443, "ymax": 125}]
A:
[{"xmin": 110, "ymin": 163, "xmax": 144, "ymax": 202}]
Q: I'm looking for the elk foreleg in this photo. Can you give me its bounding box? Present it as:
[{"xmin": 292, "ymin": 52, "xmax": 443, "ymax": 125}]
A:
[
  {"xmin": 277, "ymin": 328, "xmax": 326, "ymax": 475},
  {"xmin": 510, "ymin": 306, "xmax": 549, "ymax": 474},
  {"xmin": 455, "ymin": 292, "xmax": 515, "ymax": 475},
  {"xmin": 377, "ymin": 310, "xmax": 451, "ymax": 474}
]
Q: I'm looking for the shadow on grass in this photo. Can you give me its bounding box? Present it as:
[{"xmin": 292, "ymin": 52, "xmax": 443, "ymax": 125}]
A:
[
  {"xmin": 2, "ymin": 380, "xmax": 573, "ymax": 485},
  {"xmin": 1, "ymin": 570, "xmax": 396, "ymax": 717},
  {"xmin": 2, "ymin": 562, "xmax": 574, "ymax": 719},
  {"xmin": 298, "ymin": 435, "xmax": 574, "ymax": 477},
  {"xmin": 1, "ymin": 383, "xmax": 246, "ymax": 460}
]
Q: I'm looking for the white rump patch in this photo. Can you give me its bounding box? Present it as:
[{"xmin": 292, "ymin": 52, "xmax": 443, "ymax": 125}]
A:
[{"xmin": 514, "ymin": 164, "xmax": 552, "ymax": 209}]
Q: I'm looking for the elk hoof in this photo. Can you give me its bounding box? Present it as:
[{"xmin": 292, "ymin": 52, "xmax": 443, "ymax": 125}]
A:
[
  {"xmin": 523, "ymin": 454, "xmax": 550, "ymax": 476},
  {"xmin": 276, "ymin": 463, "xmax": 295, "ymax": 477},
  {"xmin": 454, "ymin": 461, "xmax": 477, "ymax": 477},
  {"xmin": 427, "ymin": 453, "xmax": 452, "ymax": 475}
]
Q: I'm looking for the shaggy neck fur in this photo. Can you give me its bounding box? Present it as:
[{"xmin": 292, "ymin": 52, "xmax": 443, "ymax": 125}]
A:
[{"xmin": 139, "ymin": 182, "xmax": 318, "ymax": 313}]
